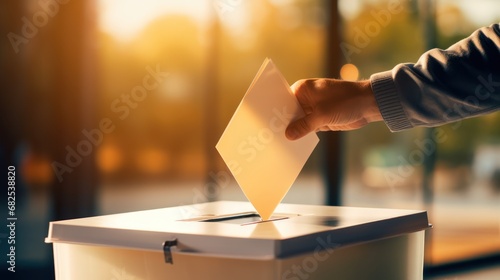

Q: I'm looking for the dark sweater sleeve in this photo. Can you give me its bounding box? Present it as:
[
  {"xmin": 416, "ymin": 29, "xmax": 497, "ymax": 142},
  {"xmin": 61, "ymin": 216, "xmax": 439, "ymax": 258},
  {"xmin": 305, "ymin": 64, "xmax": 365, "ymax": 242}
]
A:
[{"xmin": 370, "ymin": 23, "xmax": 500, "ymax": 132}]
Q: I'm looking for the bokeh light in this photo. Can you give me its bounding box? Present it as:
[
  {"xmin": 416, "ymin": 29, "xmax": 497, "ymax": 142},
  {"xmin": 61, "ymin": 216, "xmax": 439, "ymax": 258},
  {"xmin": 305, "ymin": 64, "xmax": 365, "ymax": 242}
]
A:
[{"xmin": 340, "ymin": 63, "xmax": 359, "ymax": 81}]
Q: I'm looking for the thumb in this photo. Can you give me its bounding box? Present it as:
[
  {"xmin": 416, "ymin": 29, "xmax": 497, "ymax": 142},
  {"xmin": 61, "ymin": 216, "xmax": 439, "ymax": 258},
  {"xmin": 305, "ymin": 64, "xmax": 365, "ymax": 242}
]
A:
[{"xmin": 286, "ymin": 114, "xmax": 316, "ymax": 140}]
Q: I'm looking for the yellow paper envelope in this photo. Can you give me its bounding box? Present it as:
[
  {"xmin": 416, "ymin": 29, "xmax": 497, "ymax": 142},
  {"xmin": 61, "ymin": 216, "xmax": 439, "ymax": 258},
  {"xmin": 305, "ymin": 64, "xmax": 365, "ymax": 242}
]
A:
[{"xmin": 216, "ymin": 58, "xmax": 319, "ymax": 220}]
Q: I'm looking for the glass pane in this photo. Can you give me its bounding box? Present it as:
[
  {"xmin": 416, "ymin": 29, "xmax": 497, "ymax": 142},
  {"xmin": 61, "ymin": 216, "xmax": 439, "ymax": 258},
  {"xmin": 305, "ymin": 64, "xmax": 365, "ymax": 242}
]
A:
[
  {"xmin": 96, "ymin": 0, "xmax": 327, "ymax": 215},
  {"xmin": 430, "ymin": 0, "xmax": 500, "ymax": 265},
  {"xmin": 339, "ymin": 0, "xmax": 425, "ymax": 209},
  {"xmin": 339, "ymin": 0, "xmax": 500, "ymax": 266}
]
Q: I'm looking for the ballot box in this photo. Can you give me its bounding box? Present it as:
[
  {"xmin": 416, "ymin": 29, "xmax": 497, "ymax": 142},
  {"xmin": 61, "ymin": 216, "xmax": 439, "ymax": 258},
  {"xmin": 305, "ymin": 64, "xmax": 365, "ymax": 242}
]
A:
[{"xmin": 46, "ymin": 201, "xmax": 430, "ymax": 280}]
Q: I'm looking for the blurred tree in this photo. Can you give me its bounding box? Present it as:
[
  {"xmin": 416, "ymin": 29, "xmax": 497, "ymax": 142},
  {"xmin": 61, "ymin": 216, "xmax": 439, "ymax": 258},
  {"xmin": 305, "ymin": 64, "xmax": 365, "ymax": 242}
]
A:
[{"xmin": 96, "ymin": 0, "xmax": 328, "ymax": 182}]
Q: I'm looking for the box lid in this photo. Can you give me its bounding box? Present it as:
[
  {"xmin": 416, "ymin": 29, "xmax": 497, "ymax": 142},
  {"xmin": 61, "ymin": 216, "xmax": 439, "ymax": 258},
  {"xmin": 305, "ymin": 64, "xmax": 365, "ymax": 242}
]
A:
[{"xmin": 46, "ymin": 201, "xmax": 429, "ymax": 259}]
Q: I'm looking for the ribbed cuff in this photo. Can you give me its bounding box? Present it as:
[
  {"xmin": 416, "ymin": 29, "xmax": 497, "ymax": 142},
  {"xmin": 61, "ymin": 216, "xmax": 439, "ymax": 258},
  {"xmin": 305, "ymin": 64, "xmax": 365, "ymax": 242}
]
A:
[{"xmin": 370, "ymin": 71, "xmax": 413, "ymax": 132}]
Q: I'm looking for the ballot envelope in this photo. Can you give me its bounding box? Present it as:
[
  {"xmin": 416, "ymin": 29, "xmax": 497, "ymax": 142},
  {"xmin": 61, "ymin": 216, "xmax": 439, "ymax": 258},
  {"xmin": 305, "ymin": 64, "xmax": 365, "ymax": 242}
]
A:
[{"xmin": 46, "ymin": 201, "xmax": 430, "ymax": 280}]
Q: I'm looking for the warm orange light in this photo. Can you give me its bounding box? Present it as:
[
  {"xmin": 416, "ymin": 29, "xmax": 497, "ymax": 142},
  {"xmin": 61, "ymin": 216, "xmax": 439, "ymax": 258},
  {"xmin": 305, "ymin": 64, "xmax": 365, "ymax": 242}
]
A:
[
  {"xmin": 135, "ymin": 148, "xmax": 169, "ymax": 175},
  {"xmin": 97, "ymin": 144, "xmax": 123, "ymax": 174},
  {"xmin": 340, "ymin": 63, "xmax": 359, "ymax": 81},
  {"xmin": 21, "ymin": 152, "xmax": 53, "ymax": 186},
  {"xmin": 177, "ymin": 150, "xmax": 205, "ymax": 177}
]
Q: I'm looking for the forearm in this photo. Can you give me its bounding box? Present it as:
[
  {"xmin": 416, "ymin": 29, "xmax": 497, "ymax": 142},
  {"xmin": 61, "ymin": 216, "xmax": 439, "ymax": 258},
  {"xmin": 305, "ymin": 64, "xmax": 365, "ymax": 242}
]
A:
[{"xmin": 370, "ymin": 23, "xmax": 500, "ymax": 132}]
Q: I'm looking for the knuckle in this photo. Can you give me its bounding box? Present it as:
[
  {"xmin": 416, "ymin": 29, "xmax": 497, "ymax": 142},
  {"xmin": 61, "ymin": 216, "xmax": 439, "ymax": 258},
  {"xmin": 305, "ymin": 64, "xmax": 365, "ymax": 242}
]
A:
[
  {"xmin": 303, "ymin": 79, "xmax": 318, "ymax": 90},
  {"xmin": 313, "ymin": 79, "xmax": 330, "ymax": 91},
  {"xmin": 293, "ymin": 79, "xmax": 309, "ymax": 92}
]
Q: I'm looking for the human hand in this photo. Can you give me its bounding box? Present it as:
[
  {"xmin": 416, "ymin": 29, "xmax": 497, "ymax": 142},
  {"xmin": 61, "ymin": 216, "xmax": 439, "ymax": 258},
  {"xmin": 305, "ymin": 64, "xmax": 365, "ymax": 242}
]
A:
[{"xmin": 285, "ymin": 79, "xmax": 383, "ymax": 140}]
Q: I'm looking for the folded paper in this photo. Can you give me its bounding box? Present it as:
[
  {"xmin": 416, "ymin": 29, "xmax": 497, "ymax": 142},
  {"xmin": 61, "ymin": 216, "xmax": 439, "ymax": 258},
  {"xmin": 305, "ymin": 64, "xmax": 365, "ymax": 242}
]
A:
[{"xmin": 216, "ymin": 58, "xmax": 319, "ymax": 220}]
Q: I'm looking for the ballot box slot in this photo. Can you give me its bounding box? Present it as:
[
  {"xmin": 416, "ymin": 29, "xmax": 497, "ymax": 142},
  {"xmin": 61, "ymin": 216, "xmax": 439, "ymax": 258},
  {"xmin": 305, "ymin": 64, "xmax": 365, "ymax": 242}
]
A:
[
  {"xmin": 178, "ymin": 211, "xmax": 300, "ymax": 225},
  {"xmin": 201, "ymin": 212, "xmax": 261, "ymax": 223},
  {"xmin": 200, "ymin": 213, "xmax": 296, "ymax": 225}
]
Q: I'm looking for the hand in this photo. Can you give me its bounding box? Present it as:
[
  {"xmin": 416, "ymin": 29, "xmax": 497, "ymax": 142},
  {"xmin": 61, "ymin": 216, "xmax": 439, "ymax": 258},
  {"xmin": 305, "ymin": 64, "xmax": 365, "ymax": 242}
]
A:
[{"xmin": 285, "ymin": 79, "xmax": 383, "ymax": 140}]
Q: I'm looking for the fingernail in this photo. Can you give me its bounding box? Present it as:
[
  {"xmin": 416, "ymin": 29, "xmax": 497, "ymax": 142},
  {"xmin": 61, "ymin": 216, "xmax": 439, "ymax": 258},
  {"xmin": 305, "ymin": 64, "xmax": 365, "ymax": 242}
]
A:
[{"xmin": 286, "ymin": 128, "xmax": 297, "ymax": 140}]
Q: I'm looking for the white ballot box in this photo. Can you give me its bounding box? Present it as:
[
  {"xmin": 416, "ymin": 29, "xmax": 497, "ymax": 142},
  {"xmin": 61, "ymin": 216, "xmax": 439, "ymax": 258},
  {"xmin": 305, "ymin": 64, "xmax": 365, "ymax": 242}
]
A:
[{"xmin": 46, "ymin": 201, "xmax": 430, "ymax": 280}]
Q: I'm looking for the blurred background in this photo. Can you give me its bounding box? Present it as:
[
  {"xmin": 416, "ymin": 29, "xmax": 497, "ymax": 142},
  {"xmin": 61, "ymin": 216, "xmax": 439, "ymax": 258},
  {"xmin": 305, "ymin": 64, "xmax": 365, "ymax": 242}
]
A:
[{"xmin": 0, "ymin": 0, "xmax": 499, "ymax": 279}]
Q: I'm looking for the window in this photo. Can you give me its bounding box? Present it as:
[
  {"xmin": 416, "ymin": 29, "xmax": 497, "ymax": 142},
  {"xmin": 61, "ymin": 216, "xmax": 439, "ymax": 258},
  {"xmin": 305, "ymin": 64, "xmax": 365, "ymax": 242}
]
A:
[{"xmin": 340, "ymin": 0, "xmax": 500, "ymax": 266}]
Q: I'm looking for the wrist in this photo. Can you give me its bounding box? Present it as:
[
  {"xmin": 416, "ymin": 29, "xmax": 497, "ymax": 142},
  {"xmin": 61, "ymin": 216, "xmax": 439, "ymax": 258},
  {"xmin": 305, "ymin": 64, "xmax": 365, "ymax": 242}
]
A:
[{"xmin": 359, "ymin": 80, "xmax": 383, "ymax": 123}]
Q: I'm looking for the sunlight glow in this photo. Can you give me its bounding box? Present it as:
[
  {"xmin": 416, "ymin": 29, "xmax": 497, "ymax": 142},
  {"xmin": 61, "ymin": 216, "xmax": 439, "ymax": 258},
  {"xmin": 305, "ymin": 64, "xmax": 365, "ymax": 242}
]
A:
[
  {"xmin": 98, "ymin": 0, "xmax": 211, "ymax": 42},
  {"xmin": 339, "ymin": 0, "xmax": 500, "ymax": 27},
  {"xmin": 444, "ymin": 0, "xmax": 500, "ymax": 26}
]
